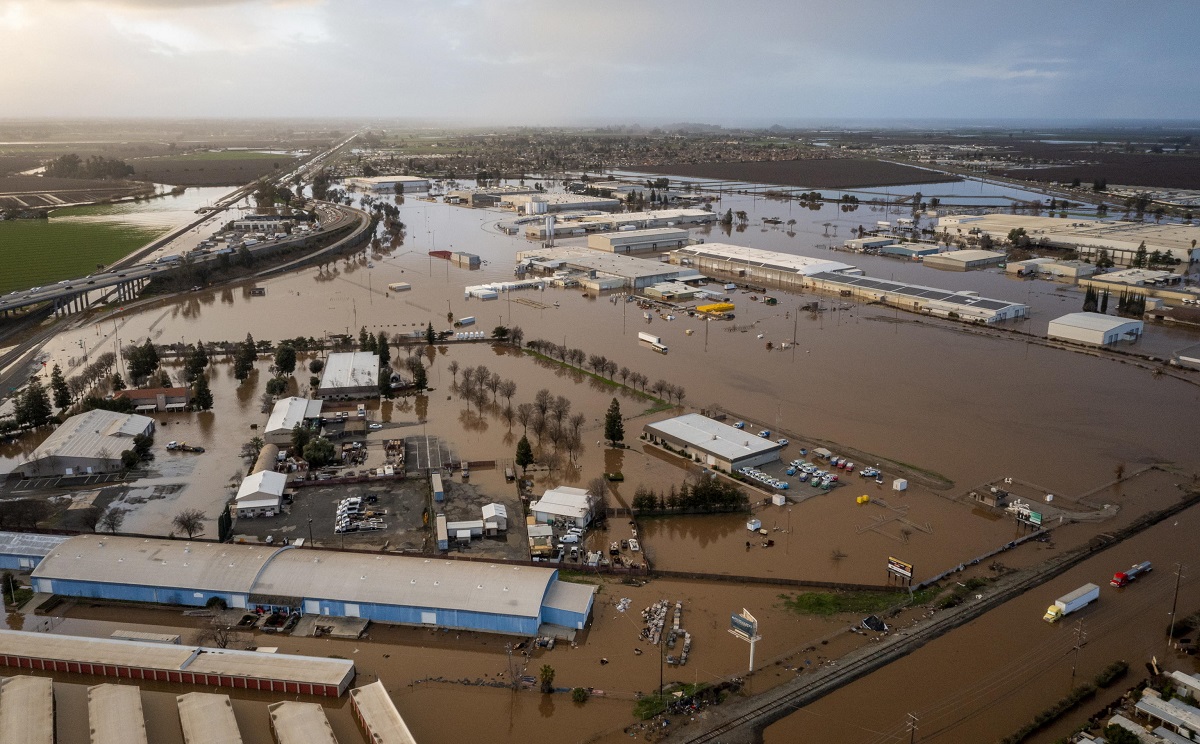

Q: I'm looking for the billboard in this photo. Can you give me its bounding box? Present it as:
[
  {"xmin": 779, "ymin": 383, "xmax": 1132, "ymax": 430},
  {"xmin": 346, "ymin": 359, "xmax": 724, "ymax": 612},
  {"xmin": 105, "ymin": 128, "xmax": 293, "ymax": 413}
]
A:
[
  {"xmin": 730, "ymin": 609, "xmax": 758, "ymax": 640},
  {"xmin": 1029, "ymin": 511, "xmax": 1042, "ymax": 526},
  {"xmin": 887, "ymin": 556, "xmax": 914, "ymax": 580}
]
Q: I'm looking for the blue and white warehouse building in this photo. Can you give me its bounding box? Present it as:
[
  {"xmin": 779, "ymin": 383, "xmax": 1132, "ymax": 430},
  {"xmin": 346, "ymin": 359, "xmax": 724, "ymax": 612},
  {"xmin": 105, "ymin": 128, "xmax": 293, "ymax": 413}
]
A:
[
  {"xmin": 31, "ymin": 535, "xmax": 594, "ymax": 636},
  {"xmin": 0, "ymin": 532, "xmax": 69, "ymax": 571}
]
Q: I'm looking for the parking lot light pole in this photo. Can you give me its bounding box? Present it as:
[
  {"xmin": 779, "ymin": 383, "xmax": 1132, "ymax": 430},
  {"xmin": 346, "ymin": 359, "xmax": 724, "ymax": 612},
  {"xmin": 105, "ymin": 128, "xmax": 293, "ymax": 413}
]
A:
[{"xmin": 307, "ymin": 518, "xmax": 314, "ymax": 547}]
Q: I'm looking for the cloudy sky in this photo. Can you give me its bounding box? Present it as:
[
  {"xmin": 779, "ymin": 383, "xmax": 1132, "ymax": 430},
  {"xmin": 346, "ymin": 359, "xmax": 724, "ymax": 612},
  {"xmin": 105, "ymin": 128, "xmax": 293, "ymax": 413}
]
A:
[{"xmin": 2, "ymin": 0, "xmax": 1197, "ymax": 124}]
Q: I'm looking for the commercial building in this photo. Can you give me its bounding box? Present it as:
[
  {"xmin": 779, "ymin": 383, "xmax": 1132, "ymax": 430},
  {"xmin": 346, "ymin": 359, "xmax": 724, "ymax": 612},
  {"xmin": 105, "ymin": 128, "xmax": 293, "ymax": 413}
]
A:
[
  {"xmin": 644, "ymin": 281, "xmax": 697, "ymax": 301},
  {"xmin": 234, "ymin": 469, "xmax": 287, "ymax": 519},
  {"xmin": 231, "ymin": 218, "xmax": 292, "ymax": 233},
  {"xmin": 530, "ymin": 486, "xmax": 594, "ymax": 528},
  {"xmin": 316, "ymin": 352, "xmax": 380, "ymax": 400},
  {"xmin": 269, "ymin": 702, "xmax": 338, "ymax": 744},
  {"xmin": 264, "ymin": 397, "xmax": 324, "ymax": 446},
  {"xmin": 515, "ymin": 247, "xmax": 703, "ymax": 291},
  {"xmin": 176, "ymin": 692, "xmax": 243, "ymax": 744},
  {"xmin": 1076, "ymin": 268, "xmax": 1200, "ymax": 306},
  {"xmin": 0, "ymin": 532, "xmax": 68, "ymax": 571},
  {"xmin": 937, "ymin": 214, "xmax": 1200, "ymax": 266},
  {"xmin": 669, "ymin": 244, "xmax": 856, "ymax": 290},
  {"xmin": 879, "ymin": 243, "xmax": 942, "ymax": 260},
  {"xmin": 347, "ymin": 175, "xmax": 429, "ymax": 193},
  {"xmin": 501, "ymin": 193, "xmax": 621, "ymax": 213},
  {"xmin": 89, "ymin": 684, "xmax": 148, "ymax": 744},
  {"xmin": 644, "ymin": 413, "xmax": 782, "ymax": 471},
  {"xmin": 574, "ymin": 208, "xmax": 716, "ymax": 231},
  {"xmin": 1005, "ymin": 257, "xmax": 1096, "ymax": 280},
  {"xmin": 588, "ymin": 228, "xmax": 690, "ymax": 255},
  {"xmin": 1047, "ymin": 312, "xmax": 1143, "ymax": 346},
  {"xmin": 0, "ymin": 629, "xmax": 355, "ymax": 697},
  {"xmin": 0, "ymin": 676, "xmax": 53, "ymax": 744},
  {"xmin": 920, "ymin": 249, "xmax": 1006, "ymax": 271},
  {"xmin": 803, "ymin": 271, "xmax": 1029, "ymax": 323},
  {"xmin": 446, "ymin": 185, "xmax": 539, "ymax": 207},
  {"xmin": 116, "ymin": 386, "xmax": 191, "ymax": 413},
  {"xmin": 28, "ymin": 534, "xmax": 594, "ymax": 637},
  {"xmin": 843, "ymin": 237, "xmax": 897, "ymax": 252},
  {"xmin": 349, "ymin": 680, "xmax": 418, "ymax": 744},
  {"xmin": 18, "ymin": 409, "xmax": 155, "ymax": 477}
]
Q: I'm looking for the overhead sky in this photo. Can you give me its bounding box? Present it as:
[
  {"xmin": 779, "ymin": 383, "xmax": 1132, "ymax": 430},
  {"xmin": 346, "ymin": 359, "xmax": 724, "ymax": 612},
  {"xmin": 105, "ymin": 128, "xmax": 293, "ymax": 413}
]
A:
[{"xmin": 2, "ymin": 0, "xmax": 1197, "ymax": 124}]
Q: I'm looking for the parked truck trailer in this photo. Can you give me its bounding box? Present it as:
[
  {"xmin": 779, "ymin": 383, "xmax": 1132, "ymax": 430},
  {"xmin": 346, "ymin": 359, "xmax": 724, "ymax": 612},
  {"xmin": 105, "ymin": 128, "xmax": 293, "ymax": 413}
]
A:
[
  {"xmin": 1110, "ymin": 561, "xmax": 1153, "ymax": 588},
  {"xmin": 1043, "ymin": 583, "xmax": 1100, "ymax": 622}
]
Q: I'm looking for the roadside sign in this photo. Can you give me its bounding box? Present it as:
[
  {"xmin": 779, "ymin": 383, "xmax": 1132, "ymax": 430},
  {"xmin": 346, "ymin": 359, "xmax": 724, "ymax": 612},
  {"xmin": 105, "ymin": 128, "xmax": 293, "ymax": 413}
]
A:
[
  {"xmin": 1029, "ymin": 511, "xmax": 1042, "ymax": 526},
  {"xmin": 730, "ymin": 609, "xmax": 758, "ymax": 641},
  {"xmin": 887, "ymin": 556, "xmax": 914, "ymax": 580}
]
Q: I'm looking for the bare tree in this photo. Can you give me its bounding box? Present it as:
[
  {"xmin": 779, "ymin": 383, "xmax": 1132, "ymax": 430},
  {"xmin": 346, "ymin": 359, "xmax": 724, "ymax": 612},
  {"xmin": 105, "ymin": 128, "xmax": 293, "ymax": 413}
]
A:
[
  {"xmin": 551, "ymin": 396, "xmax": 571, "ymax": 425},
  {"xmin": 448, "ymin": 360, "xmax": 460, "ymax": 382},
  {"xmin": 486, "ymin": 372, "xmax": 502, "ymax": 402},
  {"xmin": 618, "ymin": 366, "xmax": 630, "ymax": 385},
  {"xmin": 569, "ymin": 412, "xmax": 586, "ymax": 439},
  {"xmin": 651, "ymin": 379, "xmax": 668, "ymax": 398},
  {"xmin": 534, "ymin": 389, "xmax": 552, "ymax": 417},
  {"xmin": 675, "ymin": 386, "xmax": 686, "ymax": 406},
  {"xmin": 587, "ymin": 476, "xmax": 610, "ymax": 515},
  {"xmin": 604, "ymin": 360, "xmax": 618, "ymax": 379},
  {"xmin": 498, "ymin": 379, "xmax": 517, "ymax": 407},
  {"xmin": 516, "ymin": 403, "xmax": 534, "ymax": 433},
  {"xmin": 99, "ymin": 507, "xmax": 125, "ymax": 534},
  {"xmin": 501, "ymin": 405, "xmax": 515, "ymax": 428},
  {"xmin": 78, "ymin": 506, "xmax": 102, "ymax": 532},
  {"xmin": 531, "ymin": 414, "xmax": 548, "ymax": 443},
  {"xmin": 173, "ymin": 509, "xmax": 206, "ymax": 538},
  {"xmin": 509, "ymin": 326, "xmax": 524, "ymax": 347}
]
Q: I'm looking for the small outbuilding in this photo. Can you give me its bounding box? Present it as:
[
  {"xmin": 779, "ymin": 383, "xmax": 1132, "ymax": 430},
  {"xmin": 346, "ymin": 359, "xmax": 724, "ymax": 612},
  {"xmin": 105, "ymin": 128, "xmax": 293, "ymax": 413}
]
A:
[
  {"xmin": 264, "ymin": 397, "xmax": 324, "ymax": 446},
  {"xmin": 530, "ymin": 486, "xmax": 593, "ymax": 528},
  {"xmin": 235, "ymin": 470, "xmax": 287, "ymax": 518},
  {"xmin": 1048, "ymin": 312, "xmax": 1143, "ymax": 346},
  {"xmin": 481, "ymin": 503, "xmax": 508, "ymax": 533}
]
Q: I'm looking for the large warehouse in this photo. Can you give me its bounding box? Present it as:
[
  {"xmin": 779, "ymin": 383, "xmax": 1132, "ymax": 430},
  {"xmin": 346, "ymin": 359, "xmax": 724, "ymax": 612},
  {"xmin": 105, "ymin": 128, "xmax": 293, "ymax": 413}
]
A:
[
  {"xmin": 644, "ymin": 413, "xmax": 782, "ymax": 471},
  {"xmin": 803, "ymin": 271, "xmax": 1029, "ymax": 323},
  {"xmin": 670, "ymin": 244, "xmax": 856, "ymax": 290},
  {"xmin": 0, "ymin": 532, "xmax": 68, "ymax": 571},
  {"xmin": 515, "ymin": 247, "xmax": 703, "ymax": 290},
  {"xmin": 316, "ymin": 352, "xmax": 379, "ymax": 400},
  {"xmin": 1048, "ymin": 312, "xmax": 1143, "ymax": 346},
  {"xmin": 587, "ymin": 228, "xmax": 690, "ymax": 255},
  {"xmin": 30, "ymin": 535, "xmax": 595, "ymax": 635},
  {"xmin": 346, "ymin": 175, "xmax": 429, "ymax": 193},
  {"xmin": 19, "ymin": 409, "xmax": 155, "ymax": 477},
  {"xmin": 920, "ymin": 249, "xmax": 1006, "ymax": 271}
]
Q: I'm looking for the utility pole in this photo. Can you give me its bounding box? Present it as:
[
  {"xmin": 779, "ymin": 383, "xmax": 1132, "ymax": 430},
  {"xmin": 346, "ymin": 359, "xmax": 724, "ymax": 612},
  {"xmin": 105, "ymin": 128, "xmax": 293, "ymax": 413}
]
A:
[
  {"xmin": 1168, "ymin": 563, "xmax": 1184, "ymax": 650},
  {"xmin": 907, "ymin": 712, "xmax": 918, "ymax": 744},
  {"xmin": 1069, "ymin": 620, "xmax": 1087, "ymax": 692}
]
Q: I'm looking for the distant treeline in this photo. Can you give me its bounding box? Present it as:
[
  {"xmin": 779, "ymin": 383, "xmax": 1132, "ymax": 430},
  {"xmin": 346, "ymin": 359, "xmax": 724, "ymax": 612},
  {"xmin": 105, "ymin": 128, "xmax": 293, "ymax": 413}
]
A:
[
  {"xmin": 631, "ymin": 478, "xmax": 748, "ymax": 514},
  {"xmin": 43, "ymin": 153, "xmax": 134, "ymax": 180}
]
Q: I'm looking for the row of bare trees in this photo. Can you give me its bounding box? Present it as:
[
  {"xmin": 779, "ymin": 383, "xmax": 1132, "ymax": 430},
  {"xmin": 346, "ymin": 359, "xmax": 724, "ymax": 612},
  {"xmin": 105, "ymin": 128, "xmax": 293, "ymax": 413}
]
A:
[{"xmin": 525, "ymin": 338, "xmax": 685, "ymax": 404}]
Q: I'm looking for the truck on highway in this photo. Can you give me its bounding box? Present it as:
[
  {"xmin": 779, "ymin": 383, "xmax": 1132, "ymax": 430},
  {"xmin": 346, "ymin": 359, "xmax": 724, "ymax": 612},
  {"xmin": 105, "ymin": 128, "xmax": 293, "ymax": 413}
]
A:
[
  {"xmin": 1043, "ymin": 583, "xmax": 1100, "ymax": 622},
  {"xmin": 1110, "ymin": 561, "xmax": 1153, "ymax": 587},
  {"xmin": 638, "ymin": 332, "xmax": 662, "ymax": 345}
]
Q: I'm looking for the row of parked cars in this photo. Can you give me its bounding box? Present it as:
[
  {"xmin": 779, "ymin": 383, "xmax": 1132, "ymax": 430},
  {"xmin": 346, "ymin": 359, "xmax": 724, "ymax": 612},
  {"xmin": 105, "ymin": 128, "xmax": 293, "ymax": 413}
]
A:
[
  {"xmin": 739, "ymin": 466, "xmax": 789, "ymax": 490},
  {"xmin": 334, "ymin": 495, "xmax": 386, "ymax": 534}
]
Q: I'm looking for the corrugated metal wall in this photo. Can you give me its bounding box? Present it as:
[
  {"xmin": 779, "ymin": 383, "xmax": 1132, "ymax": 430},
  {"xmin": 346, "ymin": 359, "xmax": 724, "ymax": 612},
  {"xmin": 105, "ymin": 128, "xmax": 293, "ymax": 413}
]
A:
[
  {"xmin": 306, "ymin": 599, "xmax": 539, "ymax": 635},
  {"xmin": 37, "ymin": 579, "xmax": 245, "ymax": 609}
]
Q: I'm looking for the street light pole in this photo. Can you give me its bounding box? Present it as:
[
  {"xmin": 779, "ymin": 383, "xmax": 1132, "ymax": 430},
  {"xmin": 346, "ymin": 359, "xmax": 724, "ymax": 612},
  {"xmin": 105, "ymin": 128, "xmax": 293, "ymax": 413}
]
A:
[
  {"xmin": 307, "ymin": 518, "xmax": 314, "ymax": 547},
  {"xmin": 1168, "ymin": 563, "xmax": 1184, "ymax": 650}
]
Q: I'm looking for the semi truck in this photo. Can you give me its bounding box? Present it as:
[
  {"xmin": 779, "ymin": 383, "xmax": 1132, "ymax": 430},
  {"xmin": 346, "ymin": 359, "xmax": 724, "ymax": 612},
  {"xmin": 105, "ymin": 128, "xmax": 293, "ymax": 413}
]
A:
[
  {"xmin": 1043, "ymin": 583, "xmax": 1100, "ymax": 622},
  {"xmin": 638, "ymin": 332, "xmax": 662, "ymax": 345},
  {"xmin": 1110, "ymin": 561, "xmax": 1153, "ymax": 587}
]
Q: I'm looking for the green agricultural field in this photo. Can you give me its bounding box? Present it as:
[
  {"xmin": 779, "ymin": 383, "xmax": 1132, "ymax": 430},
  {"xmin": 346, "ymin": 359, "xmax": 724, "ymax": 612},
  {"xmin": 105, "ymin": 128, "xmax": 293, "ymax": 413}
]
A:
[{"xmin": 0, "ymin": 220, "xmax": 165, "ymax": 294}]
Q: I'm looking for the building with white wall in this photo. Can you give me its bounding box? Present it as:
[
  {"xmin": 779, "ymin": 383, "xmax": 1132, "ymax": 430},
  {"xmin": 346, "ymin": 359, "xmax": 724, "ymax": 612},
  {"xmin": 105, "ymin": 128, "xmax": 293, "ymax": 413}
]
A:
[
  {"xmin": 1047, "ymin": 312, "xmax": 1143, "ymax": 346},
  {"xmin": 644, "ymin": 413, "xmax": 782, "ymax": 471}
]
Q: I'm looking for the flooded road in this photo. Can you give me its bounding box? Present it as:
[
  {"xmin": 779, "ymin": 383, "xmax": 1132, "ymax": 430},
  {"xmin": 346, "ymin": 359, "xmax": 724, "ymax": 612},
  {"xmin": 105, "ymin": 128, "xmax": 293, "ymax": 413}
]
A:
[{"xmin": 762, "ymin": 496, "xmax": 1200, "ymax": 744}]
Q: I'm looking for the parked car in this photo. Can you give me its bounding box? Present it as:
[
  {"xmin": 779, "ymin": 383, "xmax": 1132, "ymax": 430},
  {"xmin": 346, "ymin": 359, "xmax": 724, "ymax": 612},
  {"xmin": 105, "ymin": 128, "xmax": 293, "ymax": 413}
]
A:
[{"xmin": 559, "ymin": 534, "xmax": 580, "ymax": 544}]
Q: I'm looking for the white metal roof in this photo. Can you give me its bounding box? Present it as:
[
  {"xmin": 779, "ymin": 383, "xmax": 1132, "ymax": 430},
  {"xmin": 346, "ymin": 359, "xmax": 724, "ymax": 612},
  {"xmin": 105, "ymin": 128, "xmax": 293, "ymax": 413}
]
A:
[
  {"xmin": 350, "ymin": 681, "xmax": 418, "ymax": 744},
  {"xmin": 645, "ymin": 413, "xmax": 781, "ymax": 463},
  {"xmin": 319, "ymin": 352, "xmax": 379, "ymax": 390},
  {"xmin": 252, "ymin": 551, "xmax": 555, "ymax": 618},
  {"xmin": 541, "ymin": 579, "xmax": 596, "ymax": 615},
  {"xmin": 1049, "ymin": 312, "xmax": 1142, "ymax": 333},
  {"xmin": 32, "ymin": 535, "xmax": 286, "ymax": 594},
  {"xmin": 24, "ymin": 409, "xmax": 154, "ymax": 463},
  {"xmin": 674, "ymin": 243, "xmax": 855, "ymax": 276},
  {"xmin": 177, "ymin": 693, "xmax": 243, "ymax": 744},
  {"xmin": 236, "ymin": 470, "xmax": 287, "ymax": 502},
  {"xmin": 0, "ymin": 676, "xmax": 53, "ymax": 744},
  {"xmin": 926, "ymin": 249, "xmax": 1004, "ymax": 262},
  {"xmin": 0, "ymin": 629, "xmax": 353, "ymax": 687},
  {"xmin": 88, "ymin": 684, "xmax": 148, "ymax": 744},
  {"xmin": 0, "ymin": 532, "xmax": 68, "ymax": 557},
  {"xmin": 269, "ymin": 702, "xmax": 338, "ymax": 744},
  {"xmin": 531, "ymin": 487, "xmax": 591, "ymax": 519},
  {"xmin": 481, "ymin": 503, "xmax": 508, "ymax": 521},
  {"xmin": 266, "ymin": 397, "xmax": 317, "ymax": 434}
]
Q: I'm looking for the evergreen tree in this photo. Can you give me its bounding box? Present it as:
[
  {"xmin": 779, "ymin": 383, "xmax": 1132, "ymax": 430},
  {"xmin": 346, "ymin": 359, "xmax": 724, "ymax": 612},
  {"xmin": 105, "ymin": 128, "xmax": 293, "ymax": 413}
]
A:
[
  {"xmin": 358, "ymin": 326, "xmax": 370, "ymax": 350},
  {"xmin": 425, "ymin": 322, "xmax": 436, "ymax": 345},
  {"xmin": 604, "ymin": 398, "xmax": 624, "ymax": 447},
  {"xmin": 192, "ymin": 375, "xmax": 213, "ymax": 411},
  {"xmin": 1082, "ymin": 286, "xmax": 1098, "ymax": 313},
  {"xmin": 109, "ymin": 373, "xmax": 126, "ymax": 392},
  {"xmin": 273, "ymin": 343, "xmax": 297, "ymax": 376},
  {"xmin": 516, "ymin": 435, "xmax": 534, "ymax": 473},
  {"xmin": 50, "ymin": 364, "xmax": 71, "ymax": 410},
  {"xmin": 234, "ymin": 333, "xmax": 257, "ymax": 381},
  {"xmin": 16, "ymin": 381, "xmax": 52, "ymax": 428},
  {"xmin": 185, "ymin": 340, "xmax": 209, "ymax": 382},
  {"xmin": 377, "ymin": 331, "xmax": 391, "ymax": 368},
  {"xmin": 1133, "ymin": 241, "xmax": 1148, "ymax": 268},
  {"xmin": 411, "ymin": 361, "xmax": 427, "ymax": 391},
  {"xmin": 1100, "ymin": 289, "xmax": 1110, "ymax": 314}
]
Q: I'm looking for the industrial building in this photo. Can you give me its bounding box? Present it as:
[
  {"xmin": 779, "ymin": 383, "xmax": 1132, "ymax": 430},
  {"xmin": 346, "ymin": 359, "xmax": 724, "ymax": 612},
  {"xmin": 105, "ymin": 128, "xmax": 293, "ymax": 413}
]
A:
[
  {"xmin": 30, "ymin": 534, "xmax": 593, "ymax": 636},
  {"xmin": 644, "ymin": 281, "xmax": 697, "ymax": 301},
  {"xmin": 644, "ymin": 413, "xmax": 782, "ymax": 472},
  {"xmin": 89, "ymin": 684, "xmax": 148, "ymax": 744},
  {"xmin": 803, "ymin": 271, "xmax": 1029, "ymax": 323},
  {"xmin": 0, "ymin": 532, "xmax": 67, "ymax": 570},
  {"xmin": 501, "ymin": 193, "xmax": 621, "ymax": 213},
  {"xmin": 350, "ymin": 680, "xmax": 418, "ymax": 744},
  {"xmin": 0, "ymin": 629, "xmax": 355, "ymax": 696},
  {"xmin": 446, "ymin": 185, "xmax": 539, "ymax": 207},
  {"xmin": 316, "ymin": 352, "xmax": 380, "ymax": 400},
  {"xmin": 116, "ymin": 386, "xmax": 191, "ymax": 413},
  {"xmin": 530, "ymin": 486, "xmax": 594, "ymax": 528},
  {"xmin": 18, "ymin": 409, "xmax": 155, "ymax": 477},
  {"xmin": 669, "ymin": 244, "xmax": 856, "ymax": 290},
  {"xmin": 879, "ymin": 243, "xmax": 942, "ymax": 260},
  {"xmin": 937, "ymin": 214, "xmax": 1200, "ymax": 266},
  {"xmin": 234, "ymin": 469, "xmax": 287, "ymax": 518},
  {"xmin": 515, "ymin": 247, "xmax": 703, "ymax": 291},
  {"xmin": 843, "ymin": 237, "xmax": 897, "ymax": 252},
  {"xmin": 347, "ymin": 175, "xmax": 429, "ymax": 193},
  {"xmin": 176, "ymin": 693, "xmax": 243, "ymax": 744},
  {"xmin": 231, "ymin": 217, "xmax": 292, "ymax": 233},
  {"xmin": 0, "ymin": 676, "xmax": 53, "ymax": 744},
  {"xmin": 587, "ymin": 228, "xmax": 690, "ymax": 255},
  {"xmin": 1006, "ymin": 258, "xmax": 1095, "ymax": 280},
  {"xmin": 1047, "ymin": 312, "xmax": 1143, "ymax": 346},
  {"xmin": 264, "ymin": 397, "xmax": 324, "ymax": 446},
  {"xmin": 920, "ymin": 249, "xmax": 1006, "ymax": 271}
]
